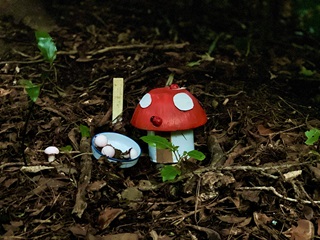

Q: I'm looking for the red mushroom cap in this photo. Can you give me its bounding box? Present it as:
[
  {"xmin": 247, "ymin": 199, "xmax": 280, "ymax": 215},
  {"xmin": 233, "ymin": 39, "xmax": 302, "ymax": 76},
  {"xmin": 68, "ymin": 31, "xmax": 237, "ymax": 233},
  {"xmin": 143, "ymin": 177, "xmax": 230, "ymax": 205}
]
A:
[{"xmin": 131, "ymin": 84, "xmax": 207, "ymax": 131}]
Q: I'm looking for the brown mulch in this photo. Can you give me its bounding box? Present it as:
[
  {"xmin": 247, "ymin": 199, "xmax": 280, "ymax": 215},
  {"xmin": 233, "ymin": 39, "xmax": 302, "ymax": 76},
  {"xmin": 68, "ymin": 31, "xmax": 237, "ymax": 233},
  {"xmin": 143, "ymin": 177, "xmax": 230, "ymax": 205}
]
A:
[{"xmin": 1, "ymin": 1, "xmax": 320, "ymax": 239}]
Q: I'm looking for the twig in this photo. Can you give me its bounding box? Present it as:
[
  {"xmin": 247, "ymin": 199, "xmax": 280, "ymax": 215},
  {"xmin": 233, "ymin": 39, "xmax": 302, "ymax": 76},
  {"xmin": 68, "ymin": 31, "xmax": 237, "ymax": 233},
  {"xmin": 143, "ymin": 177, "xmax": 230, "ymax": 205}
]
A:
[
  {"xmin": 57, "ymin": 42, "xmax": 189, "ymax": 56},
  {"xmin": 278, "ymin": 96, "xmax": 304, "ymax": 117},
  {"xmin": 268, "ymin": 123, "xmax": 306, "ymax": 136},
  {"xmin": 125, "ymin": 64, "xmax": 168, "ymax": 83},
  {"xmin": 72, "ymin": 137, "xmax": 92, "ymax": 218},
  {"xmin": 237, "ymin": 186, "xmax": 320, "ymax": 204},
  {"xmin": 0, "ymin": 162, "xmax": 25, "ymax": 169}
]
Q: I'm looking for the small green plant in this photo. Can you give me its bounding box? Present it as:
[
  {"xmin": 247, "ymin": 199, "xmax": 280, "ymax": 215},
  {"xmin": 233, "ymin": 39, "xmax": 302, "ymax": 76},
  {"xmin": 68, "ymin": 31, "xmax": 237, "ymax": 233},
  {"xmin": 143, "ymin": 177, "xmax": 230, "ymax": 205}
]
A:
[
  {"xmin": 305, "ymin": 128, "xmax": 320, "ymax": 145},
  {"xmin": 35, "ymin": 31, "xmax": 57, "ymax": 66},
  {"xmin": 141, "ymin": 135, "xmax": 205, "ymax": 182},
  {"xmin": 80, "ymin": 124, "xmax": 91, "ymax": 138},
  {"xmin": 187, "ymin": 33, "xmax": 221, "ymax": 67},
  {"xmin": 305, "ymin": 128, "xmax": 320, "ymax": 156},
  {"xmin": 21, "ymin": 31, "xmax": 57, "ymax": 165},
  {"xmin": 19, "ymin": 79, "xmax": 41, "ymax": 102}
]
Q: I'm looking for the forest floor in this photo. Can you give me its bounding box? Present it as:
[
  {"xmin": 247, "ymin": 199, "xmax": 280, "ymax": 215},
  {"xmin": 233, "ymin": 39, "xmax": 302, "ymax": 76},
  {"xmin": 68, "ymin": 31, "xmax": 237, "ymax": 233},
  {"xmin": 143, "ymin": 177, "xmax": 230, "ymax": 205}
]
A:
[{"xmin": 1, "ymin": 1, "xmax": 320, "ymax": 239}]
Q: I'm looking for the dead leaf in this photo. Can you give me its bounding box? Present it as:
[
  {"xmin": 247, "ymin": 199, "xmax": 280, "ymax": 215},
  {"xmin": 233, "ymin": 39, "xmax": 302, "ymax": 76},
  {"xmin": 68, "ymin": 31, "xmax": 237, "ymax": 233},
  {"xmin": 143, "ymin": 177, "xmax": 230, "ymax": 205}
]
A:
[
  {"xmin": 317, "ymin": 219, "xmax": 320, "ymax": 235},
  {"xmin": 240, "ymin": 190, "xmax": 260, "ymax": 203},
  {"xmin": 225, "ymin": 145, "xmax": 252, "ymax": 166},
  {"xmin": 121, "ymin": 187, "xmax": 143, "ymax": 201},
  {"xmin": 217, "ymin": 215, "xmax": 247, "ymax": 224},
  {"xmin": 150, "ymin": 230, "xmax": 173, "ymax": 240},
  {"xmin": 291, "ymin": 219, "xmax": 314, "ymax": 240},
  {"xmin": 283, "ymin": 170, "xmax": 302, "ymax": 181},
  {"xmin": 309, "ymin": 166, "xmax": 320, "ymax": 181},
  {"xmin": 4, "ymin": 178, "xmax": 17, "ymax": 188},
  {"xmin": 69, "ymin": 224, "xmax": 88, "ymax": 237},
  {"xmin": 87, "ymin": 180, "xmax": 107, "ymax": 191},
  {"xmin": 303, "ymin": 206, "xmax": 314, "ymax": 220},
  {"xmin": 98, "ymin": 208, "xmax": 123, "ymax": 230},
  {"xmin": 280, "ymin": 132, "xmax": 300, "ymax": 146},
  {"xmin": 186, "ymin": 224, "xmax": 221, "ymax": 240},
  {"xmin": 257, "ymin": 124, "xmax": 273, "ymax": 135},
  {"xmin": 253, "ymin": 212, "xmax": 272, "ymax": 226},
  {"xmin": 101, "ymin": 233, "xmax": 139, "ymax": 240},
  {"xmin": 20, "ymin": 165, "xmax": 54, "ymax": 173},
  {"xmin": 68, "ymin": 127, "xmax": 80, "ymax": 151},
  {"xmin": 0, "ymin": 88, "xmax": 11, "ymax": 96},
  {"xmin": 236, "ymin": 217, "xmax": 252, "ymax": 228},
  {"xmin": 0, "ymin": 176, "xmax": 6, "ymax": 184}
]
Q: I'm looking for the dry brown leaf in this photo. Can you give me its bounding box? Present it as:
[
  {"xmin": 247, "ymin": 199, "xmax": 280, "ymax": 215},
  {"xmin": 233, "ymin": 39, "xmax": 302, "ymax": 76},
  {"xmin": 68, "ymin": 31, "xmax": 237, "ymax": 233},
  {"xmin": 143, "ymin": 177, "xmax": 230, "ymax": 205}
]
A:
[
  {"xmin": 317, "ymin": 219, "xmax": 320, "ymax": 235},
  {"xmin": 309, "ymin": 166, "xmax": 320, "ymax": 181},
  {"xmin": 240, "ymin": 190, "xmax": 260, "ymax": 203},
  {"xmin": 0, "ymin": 176, "xmax": 6, "ymax": 184},
  {"xmin": 69, "ymin": 224, "xmax": 88, "ymax": 237},
  {"xmin": 257, "ymin": 124, "xmax": 273, "ymax": 135},
  {"xmin": 291, "ymin": 219, "xmax": 314, "ymax": 240},
  {"xmin": 217, "ymin": 215, "xmax": 246, "ymax": 224},
  {"xmin": 100, "ymin": 233, "xmax": 139, "ymax": 240},
  {"xmin": 253, "ymin": 212, "xmax": 272, "ymax": 226},
  {"xmin": 87, "ymin": 180, "xmax": 107, "ymax": 191},
  {"xmin": 3, "ymin": 178, "xmax": 17, "ymax": 188},
  {"xmin": 98, "ymin": 208, "xmax": 123, "ymax": 230},
  {"xmin": 150, "ymin": 230, "xmax": 173, "ymax": 240},
  {"xmin": 280, "ymin": 132, "xmax": 300, "ymax": 146},
  {"xmin": 230, "ymin": 196, "xmax": 241, "ymax": 209},
  {"xmin": 237, "ymin": 217, "xmax": 252, "ymax": 228},
  {"xmin": 121, "ymin": 187, "xmax": 143, "ymax": 201},
  {"xmin": 68, "ymin": 127, "xmax": 80, "ymax": 151},
  {"xmin": 303, "ymin": 206, "xmax": 314, "ymax": 220}
]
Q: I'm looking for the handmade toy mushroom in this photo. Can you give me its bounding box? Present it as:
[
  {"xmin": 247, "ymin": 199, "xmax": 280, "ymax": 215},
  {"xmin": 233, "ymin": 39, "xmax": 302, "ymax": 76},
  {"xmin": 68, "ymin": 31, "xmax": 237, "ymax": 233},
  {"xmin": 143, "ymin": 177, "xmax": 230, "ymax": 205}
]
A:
[{"xmin": 131, "ymin": 84, "xmax": 207, "ymax": 163}]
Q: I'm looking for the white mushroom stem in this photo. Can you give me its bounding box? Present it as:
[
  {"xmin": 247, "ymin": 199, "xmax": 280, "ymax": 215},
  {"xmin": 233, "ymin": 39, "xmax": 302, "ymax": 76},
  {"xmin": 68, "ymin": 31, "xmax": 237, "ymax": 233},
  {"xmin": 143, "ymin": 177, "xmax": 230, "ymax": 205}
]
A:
[{"xmin": 48, "ymin": 154, "xmax": 56, "ymax": 162}]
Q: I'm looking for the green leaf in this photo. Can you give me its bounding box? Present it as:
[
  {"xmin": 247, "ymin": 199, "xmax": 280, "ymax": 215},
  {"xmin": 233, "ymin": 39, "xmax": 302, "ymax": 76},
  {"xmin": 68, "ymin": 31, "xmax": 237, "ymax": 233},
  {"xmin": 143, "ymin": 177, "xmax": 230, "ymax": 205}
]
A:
[
  {"xmin": 161, "ymin": 165, "xmax": 181, "ymax": 182},
  {"xmin": 80, "ymin": 124, "xmax": 90, "ymax": 138},
  {"xmin": 187, "ymin": 150, "xmax": 206, "ymax": 161},
  {"xmin": 187, "ymin": 60, "xmax": 201, "ymax": 67},
  {"xmin": 140, "ymin": 135, "xmax": 174, "ymax": 150},
  {"xmin": 19, "ymin": 79, "xmax": 41, "ymax": 102},
  {"xmin": 60, "ymin": 145, "xmax": 73, "ymax": 152},
  {"xmin": 305, "ymin": 128, "xmax": 320, "ymax": 145},
  {"xmin": 299, "ymin": 66, "xmax": 316, "ymax": 76},
  {"xmin": 35, "ymin": 31, "xmax": 57, "ymax": 65}
]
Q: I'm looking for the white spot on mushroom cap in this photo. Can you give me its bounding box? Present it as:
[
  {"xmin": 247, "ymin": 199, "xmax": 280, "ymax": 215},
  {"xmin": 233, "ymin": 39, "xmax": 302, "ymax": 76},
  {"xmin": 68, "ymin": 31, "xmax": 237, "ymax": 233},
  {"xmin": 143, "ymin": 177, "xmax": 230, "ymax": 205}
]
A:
[
  {"xmin": 94, "ymin": 134, "xmax": 108, "ymax": 147},
  {"xmin": 173, "ymin": 93, "xmax": 194, "ymax": 111},
  {"xmin": 139, "ymin": 93, "xmax": 152, "ymax": 108}
]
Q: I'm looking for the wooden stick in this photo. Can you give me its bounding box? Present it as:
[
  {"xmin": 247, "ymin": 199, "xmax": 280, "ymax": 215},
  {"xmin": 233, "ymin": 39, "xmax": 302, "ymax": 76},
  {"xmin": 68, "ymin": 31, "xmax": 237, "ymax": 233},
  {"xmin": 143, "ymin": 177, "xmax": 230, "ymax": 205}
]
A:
[{"xmin": 112, "ymin": 78, "xmax": 124, "ymax": 123}]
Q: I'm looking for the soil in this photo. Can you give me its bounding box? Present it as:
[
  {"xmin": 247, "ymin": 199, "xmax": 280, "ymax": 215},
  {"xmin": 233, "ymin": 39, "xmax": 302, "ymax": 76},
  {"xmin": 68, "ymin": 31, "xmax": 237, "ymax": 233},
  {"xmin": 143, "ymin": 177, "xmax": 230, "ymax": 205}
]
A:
[{"xmin": 1, "ymin": 1, "xmax": 320, "ymax": 239}]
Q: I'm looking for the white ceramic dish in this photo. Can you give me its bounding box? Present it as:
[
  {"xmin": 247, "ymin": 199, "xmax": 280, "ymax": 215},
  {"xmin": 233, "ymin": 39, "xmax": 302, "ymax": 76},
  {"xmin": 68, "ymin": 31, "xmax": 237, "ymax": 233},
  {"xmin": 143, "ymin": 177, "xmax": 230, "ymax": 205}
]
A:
[{"xmin": 91, "ymin": 132, "xmax": 141, "ymax": 168}]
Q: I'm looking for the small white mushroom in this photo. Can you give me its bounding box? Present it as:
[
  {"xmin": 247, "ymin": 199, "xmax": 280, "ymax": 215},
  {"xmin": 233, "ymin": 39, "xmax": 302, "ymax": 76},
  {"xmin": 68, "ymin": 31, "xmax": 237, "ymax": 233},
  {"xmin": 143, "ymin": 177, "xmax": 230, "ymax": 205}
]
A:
[
  {"xmin": 101, "ymin": 145, "xmax": 115, "ymax": 158},
  {"xmin": 94, "ymin": 134, "xmax": 108, "ymax": 148},
  {"xmin": 44, "ymin": 146, "xmax": 59, "ymax": 162}
]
